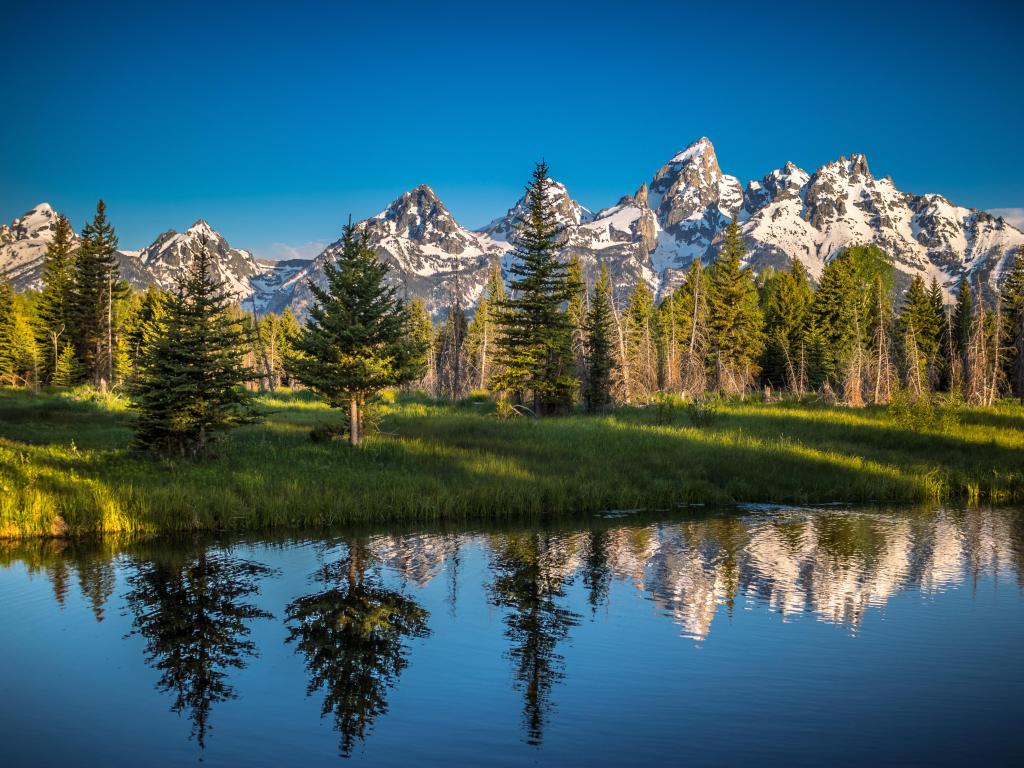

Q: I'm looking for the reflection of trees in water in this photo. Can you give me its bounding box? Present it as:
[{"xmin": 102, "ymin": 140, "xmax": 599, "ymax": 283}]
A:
[
  {"xmin": 285, "ymin": 541, "xmax": 430, "ymax": 758},
  {"xmin": 488, "ymin": 534, "xmax": 581, "ymax": 746},
  {"xmin": 124, "ymin": 549, "xmax": 274, "ymax": 749},
  {"xmin": 0, "ymin": 539, "xmax": 117, "ymax": 621}
]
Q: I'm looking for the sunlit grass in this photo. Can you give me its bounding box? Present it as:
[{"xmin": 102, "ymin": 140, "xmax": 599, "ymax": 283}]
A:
[{"xmin": 1, "ymin": 386, "xmax": 1022, "ymax": 538}]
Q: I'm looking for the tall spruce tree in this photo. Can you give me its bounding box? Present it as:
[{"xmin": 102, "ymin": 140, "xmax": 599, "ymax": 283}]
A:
[
  {"xmin": 71, "ymin": 200, "xmax": 123, "ymax": 388},
  {"xmin": 898, "ymin": 276, "xmax": 940, "ymax": 393},
  {"xmin": 624, "ymin": 281, "xmax": 657, "ymax": 401},
  {"xmin": 1000, "ymin": 247, "xmax": 1024, "ymax": 401},
  {"xmin": 761, "ymin": 259, "xmax": 812, "ymax": 391},
  {"xmin": 707, "ymin": 220, "xmax": 763, "ymax": 393},
  {"xmin": 584, "ymin": 264, "xmax": 615, "ymax": 412},
  {"xmin": 130, "ymin": 238, "xmax": 257, "ymax": 456},
  {"xmin": 34, "ymin": 213, "xmax": 77, "ymax": 380},
  {"xmin": 287, "ymin": 222, "xmax": 425, "ymax": 445},
  {"xmin": 0, "ymin": 277, "xmax": 18, "ymax": 384},
  {"xmin": 492, "ymin": 163, "xmax": 575, "ymax": 414}
]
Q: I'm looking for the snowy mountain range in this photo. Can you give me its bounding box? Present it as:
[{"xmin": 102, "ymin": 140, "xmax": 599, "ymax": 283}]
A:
[{"xmin": 4, "ymin": 137, "xmax": 1023, "ymax": 317}]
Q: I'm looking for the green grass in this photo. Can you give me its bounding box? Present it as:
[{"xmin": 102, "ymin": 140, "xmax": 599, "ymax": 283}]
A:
[{"xmin": 2, "ymin": 386, "xmax": 1023, "ymax": 538}]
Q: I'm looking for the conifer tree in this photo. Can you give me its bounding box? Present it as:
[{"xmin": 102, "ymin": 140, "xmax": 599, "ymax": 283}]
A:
[
  {"xmin": 566, "ymin": 255, "xmax": 588, "ymax": 386},
  {"xmin": 1000, "ymin": 247, "xmax": 1024, "ymax": 402},
  {"xmin": 405, "ymin": 298, "xmax": 436, "ymax": 393},
  {"xmin": 898, "ymin": 276, "xmax": 940, "ymax": 394},
  {"xmin": 0, "ymin": 277, "xmax": 18, "ymax": 384},
  {"xmin": 928, "ymin": 277, "xmax": 949, "ymax": 387},
  {"xmin": 624, "ymin": 281, "xmax": 657, "ymax": 401},
  {"xmin": 130, "ymin": 238, "xmax": 257, "ymax": 456},
  {"xmin": 465, "ymin": 263, "xmax": 505, "ymax": 391},
  {"xmin": 707, "ymin": 220, "xmax": 763, "ymax": 393},
  {"xmin": 34, "ymin": 213, "xmax": 77, "ymax": 380},
  {"xmin": 761, "ymin": 259, "xmax": 812, "ymax": 391},
  {"xmin": 952, "ymin": 279, "xmax": 974, "ymax": 364},
  {"xmin": 584, "ymin": 264, "xmax": 615, "ymax": 412},
  {"xmin": 71, "ymin": 200, "xmax": 124, "ymax": 388},
  {"xmin": 287, "ymin": 222, "xmax": 425, "ymax": 445},
  {"xmin": 492, "ymin": 163, "xmax": 575, "ymax": 414},
  {"xmin": 808, "ymin": 253, "xmax": 858, "ymax": 389},
  {"xmin": 122, "ymin": 287, "xmax": 169, "ymax": 376},
  {"xmin": 0, "ymin": 278, "xmax": 38, "ymax": 388}
]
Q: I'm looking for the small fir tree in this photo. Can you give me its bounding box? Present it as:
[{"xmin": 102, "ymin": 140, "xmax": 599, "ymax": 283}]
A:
[
  {"xmin": 130, "ymin": 238, "xmax": 257, "ymax": 456},
  {"xmin": 286, "ymin": 222, "xmax": 425, "ymax": 445},
  {"xmin": 34, "ymin": 213, "xmax": 77, "ymax": 380}
]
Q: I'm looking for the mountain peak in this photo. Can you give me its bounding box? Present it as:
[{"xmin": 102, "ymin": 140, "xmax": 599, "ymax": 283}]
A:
[
  {"xmin": 667, "ymin": 136, "xmax": 716, "ymax": 165},
  {"xmin": 186, "ymin": 219, "xmax": 218, "ymax": 238}
]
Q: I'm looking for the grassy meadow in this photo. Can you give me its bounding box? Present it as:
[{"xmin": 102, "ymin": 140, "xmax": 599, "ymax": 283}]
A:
[{"xmin": 1, "ymin": 386, "xmax": 1023, "ymax": 538}]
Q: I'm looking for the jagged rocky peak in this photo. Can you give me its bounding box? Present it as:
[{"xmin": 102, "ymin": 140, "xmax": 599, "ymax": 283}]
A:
[
  {"xmin": 5, "ymin": 202, "xmax": 60, "ymax": 239},
  {"xmin": 649, "ymin": 137, "xmax": 743, "ymax": 230},
  {"xmin": 481, "ymin": 178, "xmax": 592, "ymax": 242},
  {"xmin": 743, "ymin": 161, "xmax": 810, "ymax": 214},
  {"xmin": 374, "ymin": 184, "xmax": 460, "ymax": 239}
]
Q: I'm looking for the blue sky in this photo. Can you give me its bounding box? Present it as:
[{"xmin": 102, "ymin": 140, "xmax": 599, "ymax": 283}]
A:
[{"xmin": 1, "ymin": 0, "xmax": 1021, "ymax": 258}]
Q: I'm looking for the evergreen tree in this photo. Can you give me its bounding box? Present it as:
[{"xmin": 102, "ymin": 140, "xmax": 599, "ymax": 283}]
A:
[
  {"xmin": 584, "ymin": 264, "xmax": 615, "ymax": 412},
  {"xmin": 761, "ymin": 259, "xmax": 813, "ymax": 391},
  {"xmin": 928, "ymin": 277, "xmax": 949, "ymax": 387},
  {"xmin": 0, "ymin": 279, "xmax": 38, "ymax": 388},
  {"xmin": 952, "ymin": 278, "xmax": 974, "ymax": 362},
  {"xmin": 1000, "ymin": 247, "xmax": 1024, "ymax": 401},
  {"xmin": 0, "ymin": 277, "xmax": 18, "ymax": 383},
  {"xmin": 898, "ymin": 276, "xmax": 940, "ymax": 394},
  {"xmin": 52, "ymin": 343, "xmax": 78, "ymax": 387},
  {"xmin": 405, "ymin": 297, "xmax": 436, "ymax": 393},
  {"xmin": 34, "ymin": 214, "xmax": 77, "ymax": 380},
  {"xmin": 465, "ymin": 263, "xmax": 506, "ymax": 391},
  {"xmin": 674, "ymin": 258, "xmax": 711, "ymax": 395},
  {"xmin": 706, "ymin": 220, "xmax": 763, "ymax": 393},
  {"xmin": 566, "ymin": 255, "xmax": 588, "ymax": 386},
  {"xmin": 808, "ymin": 253, "xmax": 858, "ymax": 389},
  {"xmin": 130, "ymin": 238, "xmax": 257, "ymax": 456},
  {"xmin": 492, "ymin": 163, "xmax": 575, "ymax": 414},
  {"xmin": 624, "ymin": 281, "xmax": 657, "ymax": 401},
  {"xmin": 286, "ymin": 222, "xmax": 425, "ymax": 445},
  {"xmin": 71, "ymin": 200, "xmax": 124, "ymax": 387}
]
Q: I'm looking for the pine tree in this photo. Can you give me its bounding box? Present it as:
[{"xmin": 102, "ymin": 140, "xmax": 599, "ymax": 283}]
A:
[
  {"xmin": 0, "ymin": 279, "xmax": 38, "ymax": 388},
  {"xmin": 492, "ymin": 162, "xmax": 575, "ymax": 415},
  {"xmin": 952, "ymin": 278, "xmax": 974, "ymax": 366},
  {"xmin": 52, "ymin": 343, "xmax": 78, "ymax": 387},
  {"xmin": 286, "ymin": 222, "xmax": 425, "ymax": 445},
  {"xmin": 809, "ymin": 253, "xmax": 858, "ymax": 389},
  {"xmin": 121, "ymin": 286, "xmax": 169, "ymax": 377},
  {"xmin": 999, "ymin": 247, "xmax": 1024, "ymax": 402},
  {"xmin": 129, "ymin": 238, "xmax": 258, "ymax": 456},
  {"xmin": 405, "ymin": 298, "xmax": 436, "ymax": 393},
  {"xmin": 0, "ymin": 277, "xmax": 18, "ymax": 383},
  {"xmin": 465, "ymin": 263, "xmax": 505, "ymax": 391},
  {"xmin": 71, "ymin": 200, "xmax": 124, "ymax": 388},
  {"xmin": 566, "ymin": 255, "xmax": 588, "ymax": 387},
  {"xmin": 34, "ymin": 213, "xmax": 77, "ymax": 380},
  {"xmin": 866, "ymin": 273, "xmax": 896, "ymax": 402},
  {"xmin": 761, "ymin": 259, "xmax": 813, "ymax": 392},
  {"xmin": 707, "ymin": 220, "xmax": 763, "ymax": 393},
  {"xmin": 898, "ymin": 276, "xmax": 939, "ymax": 395},
  {"xmin": 584, "ymin": 265, "xmax": 615, "ymax": 412},
  {"xmin": 624, "ymin": 281, "xmax": 657, "ymax": 401}
]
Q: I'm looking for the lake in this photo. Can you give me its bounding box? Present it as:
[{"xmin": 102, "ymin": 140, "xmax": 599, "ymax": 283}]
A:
[{"xmin": 1, "ymin": 506, "xmax": 1021, "ymax": 766}]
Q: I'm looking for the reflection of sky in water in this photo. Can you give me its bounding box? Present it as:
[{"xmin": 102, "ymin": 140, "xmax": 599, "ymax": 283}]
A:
[{"xmin": 0, "ymin": 506, "xmax": 1021, "ymax": 767}]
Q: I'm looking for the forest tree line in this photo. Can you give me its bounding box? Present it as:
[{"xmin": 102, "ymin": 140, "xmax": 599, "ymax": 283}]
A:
[{"xmin": 2, "ymin": 168, "xmax": 1024, "ymax": 455}]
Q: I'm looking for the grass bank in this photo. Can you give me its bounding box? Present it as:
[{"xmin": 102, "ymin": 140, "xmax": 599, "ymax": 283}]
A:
[{"xmin": 1, "ymin": 387, "xmax": 1022, "ymax": 538}]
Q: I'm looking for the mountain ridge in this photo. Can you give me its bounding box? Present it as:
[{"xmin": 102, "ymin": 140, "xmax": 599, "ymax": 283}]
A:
[{"xmin": 3, "ymin": 137, "xmax": 1022, "ymax": 316}]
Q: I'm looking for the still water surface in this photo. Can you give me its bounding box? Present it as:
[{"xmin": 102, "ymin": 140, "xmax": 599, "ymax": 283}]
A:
[{"xmin": 1, "ymin": 506, "xmax": 1022, "ymax": 766}]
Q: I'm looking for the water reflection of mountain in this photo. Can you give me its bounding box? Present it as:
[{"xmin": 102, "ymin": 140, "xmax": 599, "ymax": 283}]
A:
[{"xmin": 346, "ymin": 508, "xmax": 1022, "ymax": 641}]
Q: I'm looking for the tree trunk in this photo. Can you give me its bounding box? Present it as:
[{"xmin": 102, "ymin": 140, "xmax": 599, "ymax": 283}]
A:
[{"xmin": 349, "ymin": 395, "xmax": 360, "ymax": 446}]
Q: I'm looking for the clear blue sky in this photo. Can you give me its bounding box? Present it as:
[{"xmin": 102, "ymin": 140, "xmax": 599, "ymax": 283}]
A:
[{"xmin": 1, "ymin": 0, "xmax": 1021, "ymax": 259}]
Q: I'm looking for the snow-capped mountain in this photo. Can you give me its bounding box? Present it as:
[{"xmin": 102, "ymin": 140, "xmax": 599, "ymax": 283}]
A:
[
  {"xmin": 739, "ymin": 153, "xmax": 1024, "ymax": 294},
  {"xmin": 5, "ymin": 136, "xmax": 1023, "ymax": 317},
  {"xmin": 272, "ymin": 184, "xmax": 507, "ymax": 317},
  {"xmin": 0, "ymin": 203, "xmax": 73, "ymax": 287},
  {"xmin": 130, "ymin": 219, "xmax": 264, "ymax": 304}
]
